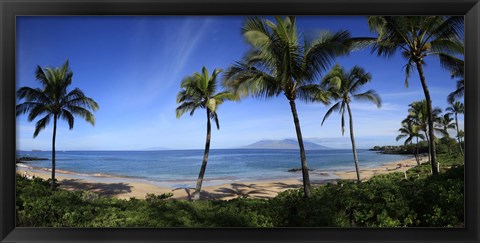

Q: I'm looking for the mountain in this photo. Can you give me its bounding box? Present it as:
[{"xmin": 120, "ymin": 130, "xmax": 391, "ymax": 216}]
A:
[{"xmin": 243, "ymin": 139, "xmax": 331, "ymax": 150}]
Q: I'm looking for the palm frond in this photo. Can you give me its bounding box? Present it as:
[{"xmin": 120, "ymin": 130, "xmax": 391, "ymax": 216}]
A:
[
  {"xmin": 296, "ymin": 84, "xmax": 330, "ymax": 104},
  {"xmin": 353, "ymin": 89, "xmax": 382, "ymax": 108},
  {"xmin": 321, "ymin": 101, "xmax": 341, "ymax": 125},
  {"xmin": 60, "ymin": 109, "xmax": 75, "ymax": 129},
  {"xmin": 27, "ymin": 104, "xmax": 51, "ymax": 122},
  {"xmin": 438, "ymin": 53, "xmax": 464, "ymax": 78},
  {"xmin": 33, "ymin": 114, "xmax": 52, "ymax": 138},
  {"xmin": 175, "ymin": 101, "xmax": 198, "ymax": 118},
  {"xmin": 223, "ymin": 62, "xmax": 280, "ymax": 99},
  {"xmin": 65, "ymin": 105, "xmax": 95, "ymax": 125},
  {"xmin": 447, "ymin": 79, "xmax": 464, "ymax": 103},
  {"xmin": 17, "ymin": 87, "xmax": 52, "ymax": 104},
  {"xmin": 303, "ymin": 30, "xmax": 351, "ymax": 81}
]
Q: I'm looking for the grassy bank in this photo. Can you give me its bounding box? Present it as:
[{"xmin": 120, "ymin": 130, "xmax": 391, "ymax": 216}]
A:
[{"xmin": 16, "ymin": 153, "xmax": 463, "ymax": 227}]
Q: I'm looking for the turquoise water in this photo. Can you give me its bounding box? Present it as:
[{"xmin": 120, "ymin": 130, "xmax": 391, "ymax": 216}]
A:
[{"xmin": 17, "ymin": 149, "xmax": 411, "ymax": 187}]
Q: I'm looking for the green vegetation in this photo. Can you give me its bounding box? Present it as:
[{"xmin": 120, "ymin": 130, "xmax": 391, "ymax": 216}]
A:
[
  {"xmin": 16, "ymin": 60, "xmax": 99, "ymax": 190},
  {"xmin": 16, "ymin": 150, "xmax": 463, "ymax": 227},
  {"xmin": 321, "ymin": 64, "xmax": 382, "ymax": 182},
  {"xmin": 175, "ymin": 66, "xmax": 236, "ymax": 200}
]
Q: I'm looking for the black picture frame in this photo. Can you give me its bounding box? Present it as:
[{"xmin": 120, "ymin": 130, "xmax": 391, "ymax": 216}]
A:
[{"xmin": 1, "ymin": 0, "xmax": 479, "ymax": 242}]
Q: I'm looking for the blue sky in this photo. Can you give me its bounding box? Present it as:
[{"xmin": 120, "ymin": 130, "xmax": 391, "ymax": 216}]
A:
[{"xmin": 16, "ymin": 16, "xmax": 464, "ymax": 151}]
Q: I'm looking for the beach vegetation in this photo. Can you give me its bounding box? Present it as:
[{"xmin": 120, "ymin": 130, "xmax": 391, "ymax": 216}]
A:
[
  {"xmin": 320, "ymin": 64, "xmax": 382, "ymax": 182},
  {"xmin": 367, "ymin": 16, "xmax": 464, "ymax": 175},
  {"xmin": 223, "ymin": 16, "xmax": 354, "ymax": 198},
  {"xmin": 176, "ymin": 66, "xmax": 236, "ymax": 200},
  {"xmin": 16, "ymin": 60, "xmax": 99, "ymax": 190}
]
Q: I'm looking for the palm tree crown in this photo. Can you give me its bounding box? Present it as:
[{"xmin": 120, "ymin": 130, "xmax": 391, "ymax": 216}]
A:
[
  {"xmin": 17, "ymin": 61, "xmax": 99, "ymax": 136},
  {"xmin": 396, "ymin": 119, "xmax": 425, "ymax": 144},
  {"xmin": 404, "ymin": 100, "xmax": 442, "ymax": 136},
  {"xmin": 176, "ymin": 66, "xmax": 236, "ymax": 128},
  {"xmin": 224, "ymin": 16, "xmax": 353, "ymax": 102},
  {"xmin": 435, "ymin": 113, "xmax": 456, "ymax": 138},
  {"xmin": 321, "ymin": 64, "xmax": 381, "ymax": 135}
]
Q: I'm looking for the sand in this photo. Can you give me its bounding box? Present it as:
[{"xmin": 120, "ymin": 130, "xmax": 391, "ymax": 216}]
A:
[{"xmin": 16, "ymin": 155, "xmax": 425, "ymax": 201}]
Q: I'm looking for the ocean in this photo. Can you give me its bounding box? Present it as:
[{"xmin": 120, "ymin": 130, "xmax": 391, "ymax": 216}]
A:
[{"xmin": 16, "ymin": 149, "xmax": 412, "ymax": 188}]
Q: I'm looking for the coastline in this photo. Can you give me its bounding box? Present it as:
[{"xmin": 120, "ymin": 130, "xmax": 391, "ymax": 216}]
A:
[{"xmin": 16, "ymin": 155, "xmax": 424, "ymax": 200}]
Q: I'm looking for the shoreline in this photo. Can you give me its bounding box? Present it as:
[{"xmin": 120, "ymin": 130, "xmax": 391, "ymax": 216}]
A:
[{"xmin": 16, "ymin": 155, "xmax": 424, "ymax": 200}]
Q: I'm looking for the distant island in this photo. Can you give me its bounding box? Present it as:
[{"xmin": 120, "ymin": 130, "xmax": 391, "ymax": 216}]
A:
[{"xmin": 243, "ymin": 139, "xmax": 331, "ymax": 150}]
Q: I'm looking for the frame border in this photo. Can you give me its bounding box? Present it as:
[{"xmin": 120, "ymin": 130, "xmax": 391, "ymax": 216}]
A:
[{"xmin": 1, "ymin": 0, "xmax": 479, "ymax": 242}]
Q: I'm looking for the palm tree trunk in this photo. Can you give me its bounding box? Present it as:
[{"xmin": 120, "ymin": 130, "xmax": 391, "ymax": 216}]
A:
[
  {"xmin": 51, "ymin": 115, "xmax": 57, "ymax": 191},
  {"xmin": 346, "ymin": 103, "xmax": 361, "ymax": 183},
  {"xmin": 288, "ymin": 99, "xmax": 311, "ymax": 198},
  {"xmin": 454, "ymin": 113, "xmax": 464, "ymax": 156},
  {"xmin": 424, "ymin": 131, "xmax": 431, "ymax": 164},
  {"xmin": 446, "ymin": 132, "xmax": 451, "ymax": 156},
  {"xmin": 415, "ymin": 61, "xmax": 438, "ymax": 175},
  {"xmin": 193, "ymin": 109, "xmax": 212, "ymax": 200},
  {"xmin": 415, "ymin": 136, "xmax": 420, "ymax": 166}
]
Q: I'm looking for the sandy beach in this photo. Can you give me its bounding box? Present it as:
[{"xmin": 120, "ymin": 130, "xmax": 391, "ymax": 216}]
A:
[{"xmin": 16, "ymin": 155, "xmax": 424, "ymax": 201}]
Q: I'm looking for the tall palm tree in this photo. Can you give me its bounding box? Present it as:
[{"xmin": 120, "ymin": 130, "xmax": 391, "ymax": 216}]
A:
[
  {"xmin": 321, "ymin": 64, "xmax": 381, "ymax": 182},
  {"xmin": 223, "ymin": 16, "xmax": 353, "ymax": 198},
  {"xmin": 446, "ymin": 101, "xmax": 464, "ymax": 155},
  {"xmin": 176, "ymin": 66, "xmax": 236, "ymax": 200},
  {"xmin": 16, "ymin": 60, "xmax": 99, "ymax": 190},
  {"xmin": 396, "ymin": 119, "xmax": 425, "ymax": 166},
  {"xmin": 367, "ymin": 16, "xmax": 463, "ymax": 175},
  {"xmin": 404, "ymin": 100, "xmax": 442, "ymax": 164}
]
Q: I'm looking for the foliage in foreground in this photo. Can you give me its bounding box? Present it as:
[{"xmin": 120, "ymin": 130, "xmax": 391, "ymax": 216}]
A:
[{"xmin": 16, "ymin": 154, "xmax": 463, "ymax": 227}]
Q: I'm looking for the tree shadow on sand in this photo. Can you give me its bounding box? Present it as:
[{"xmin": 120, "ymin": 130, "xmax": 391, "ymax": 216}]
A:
[
  {"xmin": 212, "ymin": 183, "xmax": 278, "ymax": 200},
  {"xmin": 270, "ymin": 182, "xmax": 303, "ymax": 190},
  {"xmin": 173, "ymin": 183, "xmax": 279, "ymax": 200},
  {"xmin": 59, "ymin": 179, "xmax": 132, "ymax": 197}
]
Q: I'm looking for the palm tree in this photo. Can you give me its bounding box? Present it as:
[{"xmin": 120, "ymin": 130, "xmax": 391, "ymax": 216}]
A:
[
  {"xmin": 321, "ymin": 64, "xmax": 381, "ymax": 182},
  {"xmin": 446, "ymin": 101, "xmax": 464, "ymax": 155},
  {"xmin": 176, "ymin": 66, "xmax": 236, "ymax": 200},
  {"xmin": 404, "ymin": 100, "xmax": 442, "ymax": 164},
  {"xmin": 436, "ymin": 113, "xmax": 456, "ymax": 138},
  {"xmin": 16, "ymin": 60, "xmax": 99, "ymax": 190},
  {"xmin": 435, "ymin": 113, "xmax": 456, "ymax": 155},
  {"xmin": 367, "ymin": 16, "xmax": 463, "ymax": 175},
  {"xmin": 223, "ymin": 16, "xmax": 353, "ymax": 198},
  {"xmin": 396, "ymin": 119, "xmax": 425, "ymax": 166}
]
